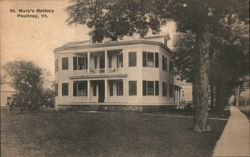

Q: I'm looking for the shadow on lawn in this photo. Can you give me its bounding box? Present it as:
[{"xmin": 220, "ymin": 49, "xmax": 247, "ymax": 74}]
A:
[{"xmin": 1, "ymin": 110, "xmax": 227, "ymax": 157}]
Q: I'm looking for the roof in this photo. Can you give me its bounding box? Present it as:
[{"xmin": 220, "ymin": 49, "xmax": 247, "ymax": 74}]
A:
[
  {"xmin": 54, "ymin": 39, "xmax": 174, "ymax": 55},
  {"xmin": 0, "ymin": 84, "xmax": 16, "ymax": 92}
]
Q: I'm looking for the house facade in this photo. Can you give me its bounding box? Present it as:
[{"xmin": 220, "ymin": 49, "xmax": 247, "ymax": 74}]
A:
[
  {"xmin": 54, "ymin": 34, "xmax": 177, "ymax": 111},
  {"xmin": 1, "ymin": 84, "xmax": 16, "ymax": 109},
  {"xmin": 176, "ymin": 79, "xmax": 192, "ymax": 104}
]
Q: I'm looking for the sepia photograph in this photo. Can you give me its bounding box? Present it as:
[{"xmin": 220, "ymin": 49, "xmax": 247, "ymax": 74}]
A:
[{"xmin": 1, "ymin": 0, "xmax": 249, "ymax": 157}]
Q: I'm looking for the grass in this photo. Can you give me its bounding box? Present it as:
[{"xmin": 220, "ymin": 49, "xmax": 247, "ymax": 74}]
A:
[{"xmin": 1, "ymin": 110, "xmax": 227, "ymax": 157}]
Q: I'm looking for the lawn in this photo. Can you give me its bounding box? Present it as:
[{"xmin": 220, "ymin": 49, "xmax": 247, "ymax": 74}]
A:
[{"xmin": 1, "ymin": 110, "xmax": 227, "ymax": 157}]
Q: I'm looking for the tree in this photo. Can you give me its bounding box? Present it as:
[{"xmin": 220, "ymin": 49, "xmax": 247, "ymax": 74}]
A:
[
  {"xmin": 0, "ymin": 75, "xmax": 6, "ymax": 85},
  {"xmin": 3, "ymin": 61, "xmax": 54, "ymax": 111},
  {"xmin": 174, "ymin": 16, "xmax": 249, "ymax": 113},
  {"xmin": 67, "ymin": 0, "xmax": 249, "ymax": 132}
]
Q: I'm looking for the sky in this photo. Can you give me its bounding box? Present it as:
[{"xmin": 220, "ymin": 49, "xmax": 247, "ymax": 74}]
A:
[{"xmin": 0, "ymin": 0, "xmax": 176, "ymax": 81}]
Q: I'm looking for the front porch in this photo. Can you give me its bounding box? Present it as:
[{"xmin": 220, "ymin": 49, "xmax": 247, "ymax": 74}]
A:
[{"xmin": 71, "ymin": 49, "xmax": 124, "ymax": 77}]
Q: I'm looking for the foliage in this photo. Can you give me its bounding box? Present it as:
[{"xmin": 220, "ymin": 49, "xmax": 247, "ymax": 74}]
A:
[
  {"xmin": 66, "ymin": 0, "xmax": 249, "ymax": 132},
  {"xmin": 173, "ymin": 31, "xmax": 195, "ymax": 82},
  {"xmin": 3, "ymin": 61, "xmax": 54, "ymax": 111},
  {"xmin": 0, "ymin": 75, "xmax": 6, "ymax": 85}
]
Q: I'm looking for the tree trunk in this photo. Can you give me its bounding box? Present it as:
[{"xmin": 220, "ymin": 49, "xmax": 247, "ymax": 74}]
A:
[
  {"xmin": 210, "ymin": 84, "xmax": 215, "ymax": 111},
  {"xmin": 193, "ymin": 24, "xmax": 211, "ymax": 132}
]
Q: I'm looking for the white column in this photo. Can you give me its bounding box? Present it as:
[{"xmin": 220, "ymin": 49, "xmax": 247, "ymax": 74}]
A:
[
  {"xmin": 105, "ymin": 50, "xmax": 108, "ymax": 74},
  {"xmin": 105, "ymin": 79, "xmax": 108, "ymax": 102},
  {"xmin": 87, "ymin": 80, "xmax": 91, "ymax": 102},
  {"xmin": 87, "ymin": 51, "xmax": 90, "ymax": 74}
]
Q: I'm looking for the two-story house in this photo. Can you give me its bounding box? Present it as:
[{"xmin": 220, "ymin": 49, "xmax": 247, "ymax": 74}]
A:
[{"xmin": 54, "ymin": 33, "xmax": 177, "ymax": 111}]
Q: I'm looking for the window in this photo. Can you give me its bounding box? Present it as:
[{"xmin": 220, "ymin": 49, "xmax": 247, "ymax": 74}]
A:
[
  {"xmin": 62, "ymin": 57, "xmax": 68, "ymax": 70},
  {"xmin": 62, "ymin": 83, "xmax": 68, "ymax": 96},
  {"xmin": 73, "ymin": 81, "xmax": 87, "ymax": 96},
  {"xmin": 73, "ymin": 56, "xmax": 88, "ymax": 70},
  {"xmin": 155, "ymin": 81, "xmax": 159, "ymax": 96},
  {"xmin": 117, "ymin": 81, "xmax": 123, "ymax": 96},
  {"xmin": 117, "ymin": 54, "xmax": 123, "ymax": 68},
  {"xmin": 55, "ymin": 59, "xmax": 58, "ymax": 72},
  {"xmin": 129, "ymin": 52, "xmax": 137, "ymax": 67},
  {"xmin": 143, "ymin": 81, "xmax": 155, "ymax": 96},
  {"xmin": 143, "ymin": 52, "xmax": 159, "ymax": 67},
  {"xmin": 162, "ymin": 82, "xmax": 168, "ymax": 97},
  {"xmin": 55, "ymin": 83, "xmax": 58, "ymax": 96},
  {"xmin": 143, "ymin": 52, "xmax": 154, "ymax": 67},
  {"xmin": 94, "ymin": 56, "xmax": 98, "ymax": 69},
  {"xmin": 129, "ymin": 81, "xmax": 137, "ymax": 96},
  {"xmin": 162, "ymin": 56, "xmax": 168, "ymax": 71}
]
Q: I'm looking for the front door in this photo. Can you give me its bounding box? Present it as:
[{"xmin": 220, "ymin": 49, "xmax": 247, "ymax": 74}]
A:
[{"xmin": 98, "ymin": 80, "xmax": 105, "ymax": 102}]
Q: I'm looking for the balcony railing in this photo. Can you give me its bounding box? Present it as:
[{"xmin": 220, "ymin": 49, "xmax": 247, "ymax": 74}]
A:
[
  {"xmin": 71, "ymin": 68, "xmax": 125, "ymax": 77},
  {"xmin": 106, "ymin": 68, "xmax": 124, "ymax": 74},
  {"xmin": 89, "ymin": 68, "xmax": 105, "ymax": 74}
]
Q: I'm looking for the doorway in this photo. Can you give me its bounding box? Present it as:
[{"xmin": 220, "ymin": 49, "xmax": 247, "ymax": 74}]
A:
[{"xmin": 98, "ymin": 80, "xmax": 105, "ymax": 102}]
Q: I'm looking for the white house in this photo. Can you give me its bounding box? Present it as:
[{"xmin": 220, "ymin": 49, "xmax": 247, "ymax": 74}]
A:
[
  {"xmin": 0, "ymin": 83, "xmax": 15, "ymax": 108},
  {"xmin": 176, "ymin": 79, "xmax": 192, "ymax": 104},
  {"xmin": 54, "ymin": 33, "xmax": 179, "ymax": 111}
]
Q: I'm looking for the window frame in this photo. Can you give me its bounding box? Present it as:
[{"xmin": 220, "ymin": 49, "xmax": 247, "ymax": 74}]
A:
[
  {"xmin": 143, "ymin": 80, "xmax": 156, "ymax": 96},
  {"xmin": 73, "ymin": 56, "xmax": 88, "ymax": 70},
  {"xmin": 73, "ymin": 81, "xmax": 88, "ymax": 96},
  {"xmin": 62, "ymin": 83, "xmax": 68, "ymax": 96},
  {"xmin": 128, "ymin": 52, "xmax": 137, "ymax": 67},
  {"xmin": 129, "ymin": 81, "xmax": 137, "ymax": 96},
  {"xmin": 62, "ymin": 57, "xmax": 69, "ymax": 70}
]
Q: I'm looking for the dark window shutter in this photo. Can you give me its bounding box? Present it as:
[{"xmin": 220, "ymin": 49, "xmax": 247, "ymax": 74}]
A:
[
  {"xmin": 55, "ymin": 83, "xmax": 58, "ymax": 96},
  {"xmin": 85, "ymin": 57, "xmax": 88, "ymax": 69},
  {"xmin": 120, "ymin": 53, "xmax": 123, "ymax": 67},
  {"xmin": 155, "ymin": 53, "xmax": 159, "ymax": 67},
  {"xmin": 143, "ymin": 52, "xmax": 146, "ymax": 67},
  {"xmin": 73, "ymin": 82, "xmax": 77, "ymax": 96},
  {"xmin": 73, "ymin": 57, "xmax": 77, "ymax": 70},
  {"xmin": 155, "ymin": 81, "xmax": 159, "ymax": 96},
  {"xmin": 143, "ymin": 81, "xmax": 146, "ymax": 96}
]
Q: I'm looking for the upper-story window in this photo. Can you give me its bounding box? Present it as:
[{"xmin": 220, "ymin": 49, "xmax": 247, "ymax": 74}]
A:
[
  {"xmin": 129, "ymin": 52, "xmax": 137, "ymax": 67},
  {"xmin": 73, "ymin": 56, "xmax": 88, "ymax": 70},
  {"xmin": 162, "ymin": 56, "xmax": 168, "ymax": 72},
  {"xmin": 117, "ymin": 54, "xmax": 123, "ymax": 68},
  {"xmin": 62, "ymin": 57, "xmax": 68, "ymax": 70},
  {"xmin": 143, "ymin": 52, "xmax": 159, "ymax": 67}
]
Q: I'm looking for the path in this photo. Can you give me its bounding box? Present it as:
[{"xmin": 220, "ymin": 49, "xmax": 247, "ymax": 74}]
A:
[{"xmin": 213, "ymin": 106, "xmax": 250, "ymax": 157}]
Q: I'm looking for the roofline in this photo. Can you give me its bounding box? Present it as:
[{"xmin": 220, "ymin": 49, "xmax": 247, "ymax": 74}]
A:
[{"xmin": 54, "ymin": 40, "xmax": 174, "ymax": 55}]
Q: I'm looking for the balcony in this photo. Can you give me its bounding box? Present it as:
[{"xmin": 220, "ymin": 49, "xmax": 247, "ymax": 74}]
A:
[{"xmin": 70, "ymin": 67, "xmax": 127, "ymax": 79}]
